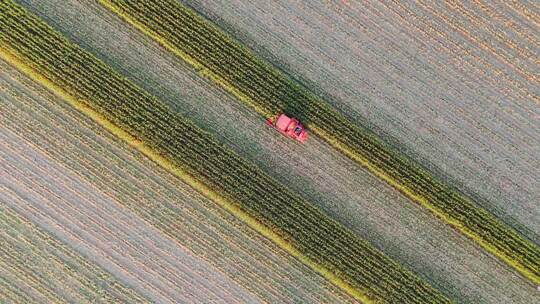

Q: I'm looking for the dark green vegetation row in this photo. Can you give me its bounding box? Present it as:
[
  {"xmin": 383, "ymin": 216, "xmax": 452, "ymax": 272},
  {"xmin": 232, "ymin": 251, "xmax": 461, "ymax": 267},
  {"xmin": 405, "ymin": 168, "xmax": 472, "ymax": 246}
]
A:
[
  {"xmin": 102, "ymin": 0, "xmax": 540, "ymax": 282},
  {"xmin": 0, "ymin": 1, "xmax": 451, "ymax": 303}
]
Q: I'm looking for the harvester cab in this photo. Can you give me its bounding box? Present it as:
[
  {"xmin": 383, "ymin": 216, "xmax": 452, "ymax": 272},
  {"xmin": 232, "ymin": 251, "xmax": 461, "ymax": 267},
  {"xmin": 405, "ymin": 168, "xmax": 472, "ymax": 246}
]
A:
[{"xmin": 266, "ymin": 113, "xmax": 308, "ymax": 143}]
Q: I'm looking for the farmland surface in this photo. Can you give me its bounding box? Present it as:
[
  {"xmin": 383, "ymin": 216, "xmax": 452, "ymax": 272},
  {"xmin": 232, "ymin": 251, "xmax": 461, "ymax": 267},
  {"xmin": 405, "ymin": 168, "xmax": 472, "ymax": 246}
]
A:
[
  {"xmin": 1, "ymin": 1, "xmax": 448, "ymax": 301},
  {"xmin": 0, "ymin": 204, "xmax": 148, "ymax": 303},
  {"xmin": 13, "ymin": 0, "xmax": 540, "ymax": 302},
  {"xmin": 94, "ymin": 0, "xmax": 538, "ymax": 284},
  {"xmin": 182, "ymin": 0, "xmax": 540, "ymax": 244},
  {"xmin": 0, "ymin": 58, "xmax": 359, "ymax": 304}
]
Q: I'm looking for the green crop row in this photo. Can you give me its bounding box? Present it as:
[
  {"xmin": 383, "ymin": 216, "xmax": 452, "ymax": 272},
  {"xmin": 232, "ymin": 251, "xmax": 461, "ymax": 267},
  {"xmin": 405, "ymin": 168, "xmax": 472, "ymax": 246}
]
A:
[
  {"xmin": 0, "ymin": 1, "xmax": 450, "ymax": 303},
  {"xmin": 97, "ymin": 0, "xmax": 540, "ymax": 284}
]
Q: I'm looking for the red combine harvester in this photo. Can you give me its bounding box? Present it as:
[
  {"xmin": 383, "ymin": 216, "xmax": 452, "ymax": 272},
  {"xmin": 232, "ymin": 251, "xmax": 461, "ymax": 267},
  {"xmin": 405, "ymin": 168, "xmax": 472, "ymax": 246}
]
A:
[{"xmin": 266, "ymin": 113, "xmax": 308, "ymax": 143}]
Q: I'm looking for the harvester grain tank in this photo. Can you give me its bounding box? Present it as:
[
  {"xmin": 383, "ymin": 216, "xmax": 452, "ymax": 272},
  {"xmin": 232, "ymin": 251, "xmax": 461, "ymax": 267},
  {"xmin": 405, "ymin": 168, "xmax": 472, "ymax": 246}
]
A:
[{"xmin": 266, "ymin": 113, "xmax": 308, "ymax": 143}]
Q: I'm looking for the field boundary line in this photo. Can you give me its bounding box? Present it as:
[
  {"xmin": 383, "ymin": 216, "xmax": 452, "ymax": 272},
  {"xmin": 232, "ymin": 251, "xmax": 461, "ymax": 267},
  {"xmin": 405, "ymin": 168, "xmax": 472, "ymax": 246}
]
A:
[
  {"xmin": 0, "ymin": 46, "xmax": 374, "ymax": 304},
  {"xmin": 96, "ymin": 0, "xmax": 540, "ymax": 286}
]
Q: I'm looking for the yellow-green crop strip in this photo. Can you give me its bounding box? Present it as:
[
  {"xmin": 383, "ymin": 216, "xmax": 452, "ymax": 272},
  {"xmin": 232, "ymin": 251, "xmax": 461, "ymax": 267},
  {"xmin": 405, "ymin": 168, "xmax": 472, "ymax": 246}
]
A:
[
  {"xmin": 0, "ymin": 1, "xmax": 452, "ymax": 303},
  {"xmin": 97, "ymin": 0, "xmax": 540, "ymax": 284}
]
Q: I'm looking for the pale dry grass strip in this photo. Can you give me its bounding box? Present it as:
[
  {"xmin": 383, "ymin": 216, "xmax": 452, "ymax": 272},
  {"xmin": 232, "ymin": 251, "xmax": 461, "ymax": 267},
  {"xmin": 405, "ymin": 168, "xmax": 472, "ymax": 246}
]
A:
[
  {"xmin": 0, "ymin": 148, "xmax": 242, "ymax": 303},
  {"xmin": 384, "ymin": 0, "xmax": 539, "ymax": 103}
]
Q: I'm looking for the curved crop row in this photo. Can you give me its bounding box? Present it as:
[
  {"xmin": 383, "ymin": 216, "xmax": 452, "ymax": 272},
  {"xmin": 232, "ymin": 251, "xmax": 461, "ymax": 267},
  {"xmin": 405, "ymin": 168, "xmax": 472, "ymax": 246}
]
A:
[
  {"xmin": 96, "ymin": 0, "xmax": 540, "ymax": 284},
  {"xmin": 0, "ymin": 1, "xmax": 450, "ymax": 303}
]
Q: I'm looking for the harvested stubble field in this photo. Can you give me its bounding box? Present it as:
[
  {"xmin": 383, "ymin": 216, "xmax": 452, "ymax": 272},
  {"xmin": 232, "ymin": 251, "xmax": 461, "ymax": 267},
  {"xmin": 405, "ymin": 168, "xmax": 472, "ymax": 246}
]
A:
[
  {"xmin": 0, "ymin": 58, "xmax": 358, "ymax": 303},
  {"xmin": 1, "ymin": 0, "xmax": 539, "ymax": 303},
  {"xmin": 0, "ymin": 204, "xmax": 147, "ymax": 303}
]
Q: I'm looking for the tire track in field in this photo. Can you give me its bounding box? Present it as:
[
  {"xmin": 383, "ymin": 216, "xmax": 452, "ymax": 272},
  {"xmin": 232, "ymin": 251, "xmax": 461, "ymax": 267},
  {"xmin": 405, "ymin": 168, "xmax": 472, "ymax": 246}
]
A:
[
  {"xmin": 181, "ymin": 0, "xmax": 540, "ymax": 243},
  {"xmin": 16, "ymin": 0, "xmax": 539, "ymax": 302},
  {"xmin": 0, "ymin": 60, "xmax": 359, "ymax": 303}
]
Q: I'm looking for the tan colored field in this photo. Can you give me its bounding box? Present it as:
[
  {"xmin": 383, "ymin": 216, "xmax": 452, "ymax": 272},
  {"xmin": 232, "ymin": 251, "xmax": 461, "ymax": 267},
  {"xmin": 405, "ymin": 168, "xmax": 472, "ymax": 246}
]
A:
[{"xmin": 0, "ymin": 204, "xmax": 148, "ymax": 303}]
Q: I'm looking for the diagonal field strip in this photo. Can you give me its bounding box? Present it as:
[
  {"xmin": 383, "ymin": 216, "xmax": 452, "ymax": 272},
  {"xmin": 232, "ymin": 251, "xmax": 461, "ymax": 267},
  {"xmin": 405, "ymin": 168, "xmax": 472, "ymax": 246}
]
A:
[
  {"xmin": 94, "ymin": 0, "xmax": 540, "ymax": 285},
  {"xmin": 0, "ymin": 1, "xmax": 451, "ymax": 302}
]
